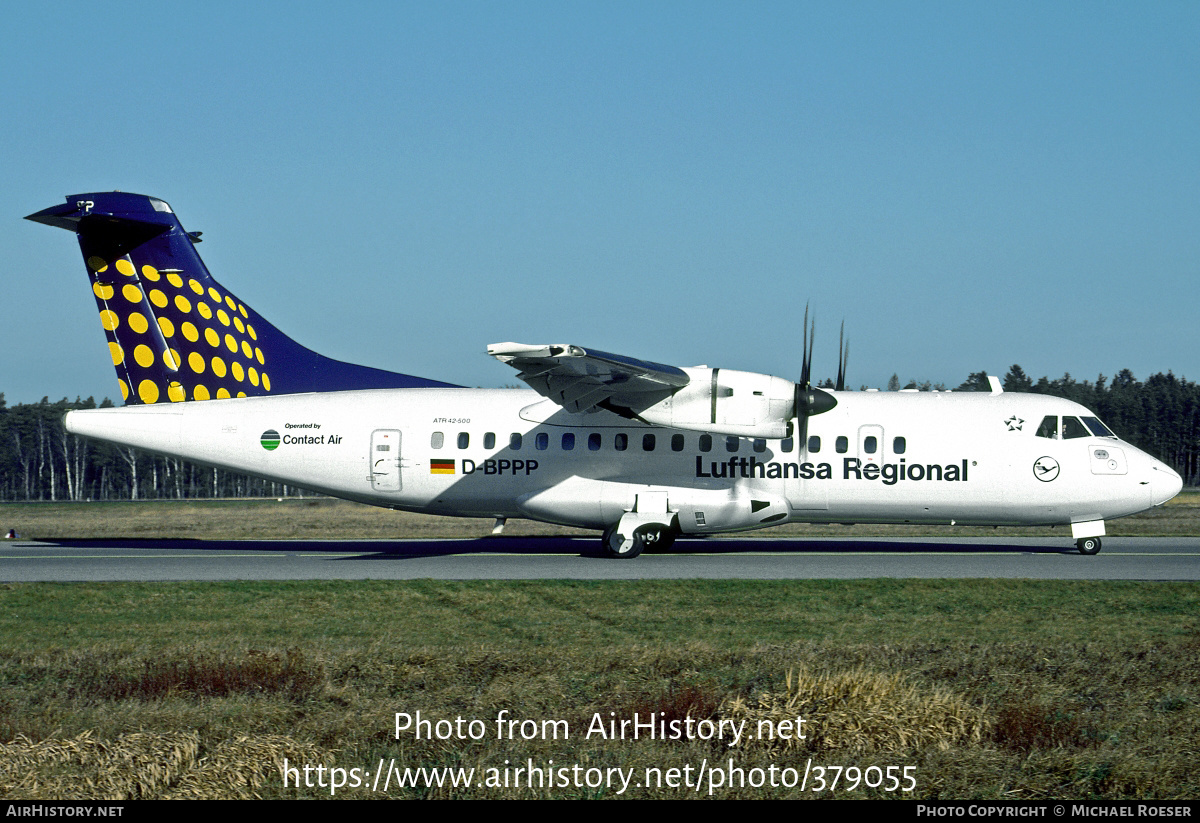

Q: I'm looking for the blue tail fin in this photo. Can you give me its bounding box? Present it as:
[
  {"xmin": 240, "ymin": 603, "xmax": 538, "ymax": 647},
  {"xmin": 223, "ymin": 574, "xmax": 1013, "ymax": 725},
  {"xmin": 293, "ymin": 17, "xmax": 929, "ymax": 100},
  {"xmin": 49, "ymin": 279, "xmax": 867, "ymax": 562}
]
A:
[{"xmin": 27, "ymin": 192, "xmax": 457, "ymax": 404}]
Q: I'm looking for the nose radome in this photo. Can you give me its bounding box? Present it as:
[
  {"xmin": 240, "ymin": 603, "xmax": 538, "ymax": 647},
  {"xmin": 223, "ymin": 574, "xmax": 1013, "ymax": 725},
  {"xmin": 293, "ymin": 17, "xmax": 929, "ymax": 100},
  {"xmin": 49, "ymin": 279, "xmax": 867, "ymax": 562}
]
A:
[{"xmin": 1150, "ymin": 461, "xmax": 1183, "ymax": 507}]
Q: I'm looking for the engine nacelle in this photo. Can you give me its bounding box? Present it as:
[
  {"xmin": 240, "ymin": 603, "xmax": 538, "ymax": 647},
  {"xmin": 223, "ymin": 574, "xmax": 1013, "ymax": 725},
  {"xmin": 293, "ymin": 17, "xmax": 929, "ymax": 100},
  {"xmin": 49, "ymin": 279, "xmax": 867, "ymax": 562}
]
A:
[
  {"xmin": 516, "ymin": 477, "xmax": 790, "ymax": 534},
  {"xmin": 635, "ymin": 367, "xmax": 797, "ymax": 439}
]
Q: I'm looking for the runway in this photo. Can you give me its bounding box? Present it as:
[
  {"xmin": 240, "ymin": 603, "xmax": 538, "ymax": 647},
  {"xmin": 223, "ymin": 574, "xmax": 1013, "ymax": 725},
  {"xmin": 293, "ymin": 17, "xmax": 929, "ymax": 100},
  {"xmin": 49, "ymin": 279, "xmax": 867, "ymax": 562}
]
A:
[{"xmin": 3, "ymin": 536, "xmax": 1200, "ymax": 581}]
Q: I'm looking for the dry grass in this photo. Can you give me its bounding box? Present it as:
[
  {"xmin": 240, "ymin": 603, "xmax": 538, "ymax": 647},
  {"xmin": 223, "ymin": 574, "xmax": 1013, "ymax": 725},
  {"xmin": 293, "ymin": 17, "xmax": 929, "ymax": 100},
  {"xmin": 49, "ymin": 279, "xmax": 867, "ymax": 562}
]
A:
[
  {"xmin": 722, "ymin": 667, "xmax": 989, "ymax": 754},
  {"xmin": 0, "ymin": 731, "xmax": 323, "ymax": 800}
]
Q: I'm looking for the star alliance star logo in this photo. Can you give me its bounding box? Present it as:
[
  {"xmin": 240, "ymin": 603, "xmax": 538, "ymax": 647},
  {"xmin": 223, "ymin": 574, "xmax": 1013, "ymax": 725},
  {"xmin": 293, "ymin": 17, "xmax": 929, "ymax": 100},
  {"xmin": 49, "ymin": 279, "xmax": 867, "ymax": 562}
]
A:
[{"xmin": 1004, "ymin": 416, "xmax": 1024, "ymax": 431}]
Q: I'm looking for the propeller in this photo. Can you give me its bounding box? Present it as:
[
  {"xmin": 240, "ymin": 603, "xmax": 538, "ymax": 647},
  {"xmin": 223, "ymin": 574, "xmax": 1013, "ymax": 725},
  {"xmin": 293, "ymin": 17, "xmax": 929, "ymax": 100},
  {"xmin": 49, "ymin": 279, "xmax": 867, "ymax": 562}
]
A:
[{"xmin": 793, "ymin": 306, "xmax": 838, "ymax": 423}]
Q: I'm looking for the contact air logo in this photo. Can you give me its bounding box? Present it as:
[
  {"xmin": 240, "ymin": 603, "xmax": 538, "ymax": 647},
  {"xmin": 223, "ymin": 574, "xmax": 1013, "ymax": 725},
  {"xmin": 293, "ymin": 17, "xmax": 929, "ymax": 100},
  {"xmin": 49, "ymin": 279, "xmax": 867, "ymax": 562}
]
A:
[{"xmin": 260, "ymin": 429, "xmax": 281, "ymax": 451}]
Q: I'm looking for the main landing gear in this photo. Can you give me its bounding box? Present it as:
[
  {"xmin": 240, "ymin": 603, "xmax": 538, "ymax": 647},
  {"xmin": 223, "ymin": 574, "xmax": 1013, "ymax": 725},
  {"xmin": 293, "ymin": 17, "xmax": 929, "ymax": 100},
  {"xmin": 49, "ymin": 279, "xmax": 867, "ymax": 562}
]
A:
[
  {"xmin": 1075, "ymin": 536, "xmax": 1102, "ymax": 555},
  {"xmin": 602, "ymin": 523, "xmax": 678, "ymax": 559}
]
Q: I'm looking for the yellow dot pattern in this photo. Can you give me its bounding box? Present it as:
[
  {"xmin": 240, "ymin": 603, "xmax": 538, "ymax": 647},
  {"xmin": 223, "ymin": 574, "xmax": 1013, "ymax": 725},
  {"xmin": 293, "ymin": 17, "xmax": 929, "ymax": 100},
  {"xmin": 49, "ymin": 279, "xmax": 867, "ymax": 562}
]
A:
[
  {"xmin": 138, "ymin": 379, "xmax": 159, "ymax": 404},
  {"xmin": 86, "ymin": 254, "xmax": 270, "ymax": 404}
]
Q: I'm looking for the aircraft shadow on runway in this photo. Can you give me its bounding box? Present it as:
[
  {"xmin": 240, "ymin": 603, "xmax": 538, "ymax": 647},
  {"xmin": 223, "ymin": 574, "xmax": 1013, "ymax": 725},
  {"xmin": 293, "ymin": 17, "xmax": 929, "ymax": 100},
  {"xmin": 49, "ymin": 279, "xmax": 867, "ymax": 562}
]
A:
[{"xmin": 42, "ymin": 537, "xmax": 1082, "ymax": 561}]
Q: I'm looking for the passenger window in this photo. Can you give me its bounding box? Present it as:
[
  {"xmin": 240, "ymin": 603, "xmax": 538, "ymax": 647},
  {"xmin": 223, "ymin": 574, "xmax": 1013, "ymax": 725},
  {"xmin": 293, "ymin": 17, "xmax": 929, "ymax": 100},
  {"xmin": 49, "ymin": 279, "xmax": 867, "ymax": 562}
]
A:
[
  {"xmin": 780, "ymin": 437, "xmax": 794, "ymax": 453},
  {"xmin": 562, "ymin": 433, "xmax": 575, "ymax": 450},
  {"xmin": 808, "ymin": 436, "xmax": 820, "ymax": 453},
  {"xmin": 457, "ymin": 432, "xmax": 469, "ymax": 449},
  {"xmin": 893, "ymin": 436, "xmax": 906, "ymax": 455},
  {"xmin": 483, "ymin": 432, "xmax": 496, "ymax": 450},
  {"xmin": 864, "ymin": 436, "xmax": 877, "ymax": 454},
  {"xmin": 431, "ymin": 432, "xmax": 444, "ymax": 449},
  {"xmin": 1035, "ymin": 416, "xmax": 1058, "ymax": 439},
  {"xmin": 1062, "ymin": 417, "xmax": 1089, "ymax": 439},
  {"xmin": 535, "ymin": 432, "xmax": 549, "ymax": 450},
  {"xmin": 753, "ymin": 439, "xmax": 767, "ymax": 453},
  {"xmin": 509, "ymin": 433, "xmax": 522, "ymax": 450},
  {"xmin": 671, "ymin": 434, "xmax": 685, "ymax": 452},
  {"xmin": 643, "ymin": 434, "xmax": 656, "ymax": 451},
  {"xmin": 836, "ymin": 436, "xmax": 848, "ymax": 454},
  {"xmin": 699, "ymin": 435, "xmax": 712, "ymax": 452},
  {"xmin": 615, "ymin": 433, "xmax": 628, "ymax": 451},
  {"xmin": 588, "ymin": 433, "xmax": 602, "ymax": 451},
  {"xmin": 726, "ymin": 436, "xmax": 739, "ymax": 453}
]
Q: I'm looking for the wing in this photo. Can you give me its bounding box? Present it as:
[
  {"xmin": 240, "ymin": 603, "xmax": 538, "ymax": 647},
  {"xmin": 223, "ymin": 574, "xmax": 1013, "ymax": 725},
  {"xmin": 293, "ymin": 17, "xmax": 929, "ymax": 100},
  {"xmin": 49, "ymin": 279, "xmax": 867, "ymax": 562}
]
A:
[
  {"xmin": 488, "ymin": 341, "xmax": 831, "ymax": 438},
  {"xmin": 487, "ymin": 342, "xmax": 690, "ymax": 414}
]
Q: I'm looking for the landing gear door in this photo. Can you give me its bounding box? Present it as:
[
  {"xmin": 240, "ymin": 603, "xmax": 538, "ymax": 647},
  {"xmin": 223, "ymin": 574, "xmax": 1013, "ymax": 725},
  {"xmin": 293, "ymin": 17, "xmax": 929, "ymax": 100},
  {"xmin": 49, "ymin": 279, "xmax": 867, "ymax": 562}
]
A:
[{"xmin": 370, "ymin": 429, "xmax": 402, "ymax": 491}]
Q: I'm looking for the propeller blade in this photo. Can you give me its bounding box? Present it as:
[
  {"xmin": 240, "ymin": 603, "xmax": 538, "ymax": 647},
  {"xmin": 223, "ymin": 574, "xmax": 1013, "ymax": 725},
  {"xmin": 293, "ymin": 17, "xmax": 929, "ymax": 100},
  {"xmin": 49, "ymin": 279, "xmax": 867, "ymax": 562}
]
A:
[
  {"xmin": 835, "ymin": 322, "xmax": 848, "ymax": 392},
  {"xmin": 800, "ymin": 304, "xmax": 811, "ymax": 389}
]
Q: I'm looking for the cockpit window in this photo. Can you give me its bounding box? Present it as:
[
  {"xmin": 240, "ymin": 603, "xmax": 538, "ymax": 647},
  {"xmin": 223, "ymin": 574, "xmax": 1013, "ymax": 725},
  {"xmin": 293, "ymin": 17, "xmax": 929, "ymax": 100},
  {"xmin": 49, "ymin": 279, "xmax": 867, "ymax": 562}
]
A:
[
  {"xmin": 1035, "ymin": 416, "xmax": 1058, "ymax": 439},
  {"xmin": 1082, "ymin": 416, "xmax": 1116, "ymax": 438},
  {"xmin": 1062, "ymin": 417, "xmax": 1089, "ymax": 439}
]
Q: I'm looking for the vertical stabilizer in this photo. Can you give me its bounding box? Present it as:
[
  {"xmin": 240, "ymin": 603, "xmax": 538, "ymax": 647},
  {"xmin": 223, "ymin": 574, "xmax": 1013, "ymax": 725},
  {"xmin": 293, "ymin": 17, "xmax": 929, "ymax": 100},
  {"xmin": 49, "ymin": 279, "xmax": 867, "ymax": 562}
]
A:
[{"xmin": 26, "ymin": 192, "xmax": 456, "ymax": 404}]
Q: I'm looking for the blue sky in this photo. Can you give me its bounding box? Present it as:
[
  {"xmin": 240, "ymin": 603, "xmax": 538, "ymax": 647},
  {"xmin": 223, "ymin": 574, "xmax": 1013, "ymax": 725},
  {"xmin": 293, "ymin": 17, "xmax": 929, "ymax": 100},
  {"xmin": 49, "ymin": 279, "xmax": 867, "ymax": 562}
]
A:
[{"xmin": 4, "ymin": 2, "xmax": 1198, "ymax": 405}]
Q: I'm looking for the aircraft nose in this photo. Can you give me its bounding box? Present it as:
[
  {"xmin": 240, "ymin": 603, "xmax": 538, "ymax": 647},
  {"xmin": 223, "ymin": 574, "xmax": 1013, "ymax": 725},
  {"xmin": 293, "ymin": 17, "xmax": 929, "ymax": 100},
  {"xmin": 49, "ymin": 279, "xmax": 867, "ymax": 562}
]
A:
[{"xmin": 1149, "ymin": 461, "xmax": 1183, "ymax": 507}]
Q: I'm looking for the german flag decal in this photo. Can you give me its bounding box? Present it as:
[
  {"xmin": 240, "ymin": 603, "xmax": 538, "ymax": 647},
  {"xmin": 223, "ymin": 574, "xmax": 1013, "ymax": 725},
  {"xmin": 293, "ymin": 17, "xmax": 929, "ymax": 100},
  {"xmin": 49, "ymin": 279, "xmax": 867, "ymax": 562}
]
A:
[{"xmin": 430, "ymin": 459, "xmax": 455, "ymax": 475}]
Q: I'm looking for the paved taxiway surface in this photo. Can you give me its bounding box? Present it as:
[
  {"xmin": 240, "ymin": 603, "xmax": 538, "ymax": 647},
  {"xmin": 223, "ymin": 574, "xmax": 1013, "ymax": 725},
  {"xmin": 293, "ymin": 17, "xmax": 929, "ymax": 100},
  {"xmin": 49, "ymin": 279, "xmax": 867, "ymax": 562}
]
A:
[{"xmin": 3, "ymin": 536, "xmax": 1199, "ymax": 581}]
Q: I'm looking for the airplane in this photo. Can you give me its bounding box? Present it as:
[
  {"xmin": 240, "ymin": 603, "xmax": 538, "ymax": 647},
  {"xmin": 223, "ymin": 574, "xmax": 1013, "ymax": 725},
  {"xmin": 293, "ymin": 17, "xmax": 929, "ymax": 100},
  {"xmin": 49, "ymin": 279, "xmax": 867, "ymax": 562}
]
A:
[{"xmin": 26, "ymin": 191, "xmax": 1184, "ymax": 558}]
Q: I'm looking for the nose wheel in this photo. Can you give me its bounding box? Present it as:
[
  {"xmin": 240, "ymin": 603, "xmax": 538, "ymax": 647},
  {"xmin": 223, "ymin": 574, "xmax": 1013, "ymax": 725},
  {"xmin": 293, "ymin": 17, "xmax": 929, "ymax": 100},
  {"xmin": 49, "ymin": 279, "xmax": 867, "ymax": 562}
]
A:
[{"xmin": 1076, "ymin": 537, "xmax": 1102, "ymax": 555}]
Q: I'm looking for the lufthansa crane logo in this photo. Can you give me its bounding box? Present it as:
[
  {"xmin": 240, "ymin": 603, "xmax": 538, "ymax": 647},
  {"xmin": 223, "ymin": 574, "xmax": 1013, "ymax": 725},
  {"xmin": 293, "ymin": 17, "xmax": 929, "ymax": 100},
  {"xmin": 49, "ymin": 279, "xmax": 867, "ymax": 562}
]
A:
[{"xmin": 1033, "ymin": 456, "xmax": 1060, "ymax": 482}]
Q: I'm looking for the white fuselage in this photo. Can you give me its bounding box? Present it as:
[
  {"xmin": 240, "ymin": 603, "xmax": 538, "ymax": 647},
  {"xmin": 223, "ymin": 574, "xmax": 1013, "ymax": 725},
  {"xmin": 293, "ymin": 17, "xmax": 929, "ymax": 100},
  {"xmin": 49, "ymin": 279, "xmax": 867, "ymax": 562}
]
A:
[{"xmin": 64, "ymin": 387, "xmax": 1182, "ymax": 536}]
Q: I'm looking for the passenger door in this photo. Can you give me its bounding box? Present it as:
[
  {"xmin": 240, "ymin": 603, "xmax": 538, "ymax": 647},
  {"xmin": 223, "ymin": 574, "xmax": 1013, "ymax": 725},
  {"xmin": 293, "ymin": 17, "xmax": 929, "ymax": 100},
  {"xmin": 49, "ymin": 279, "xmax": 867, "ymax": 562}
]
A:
[{"xmin": 370, "ymin": 429, "xmax": 402, "ymax": 491}]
